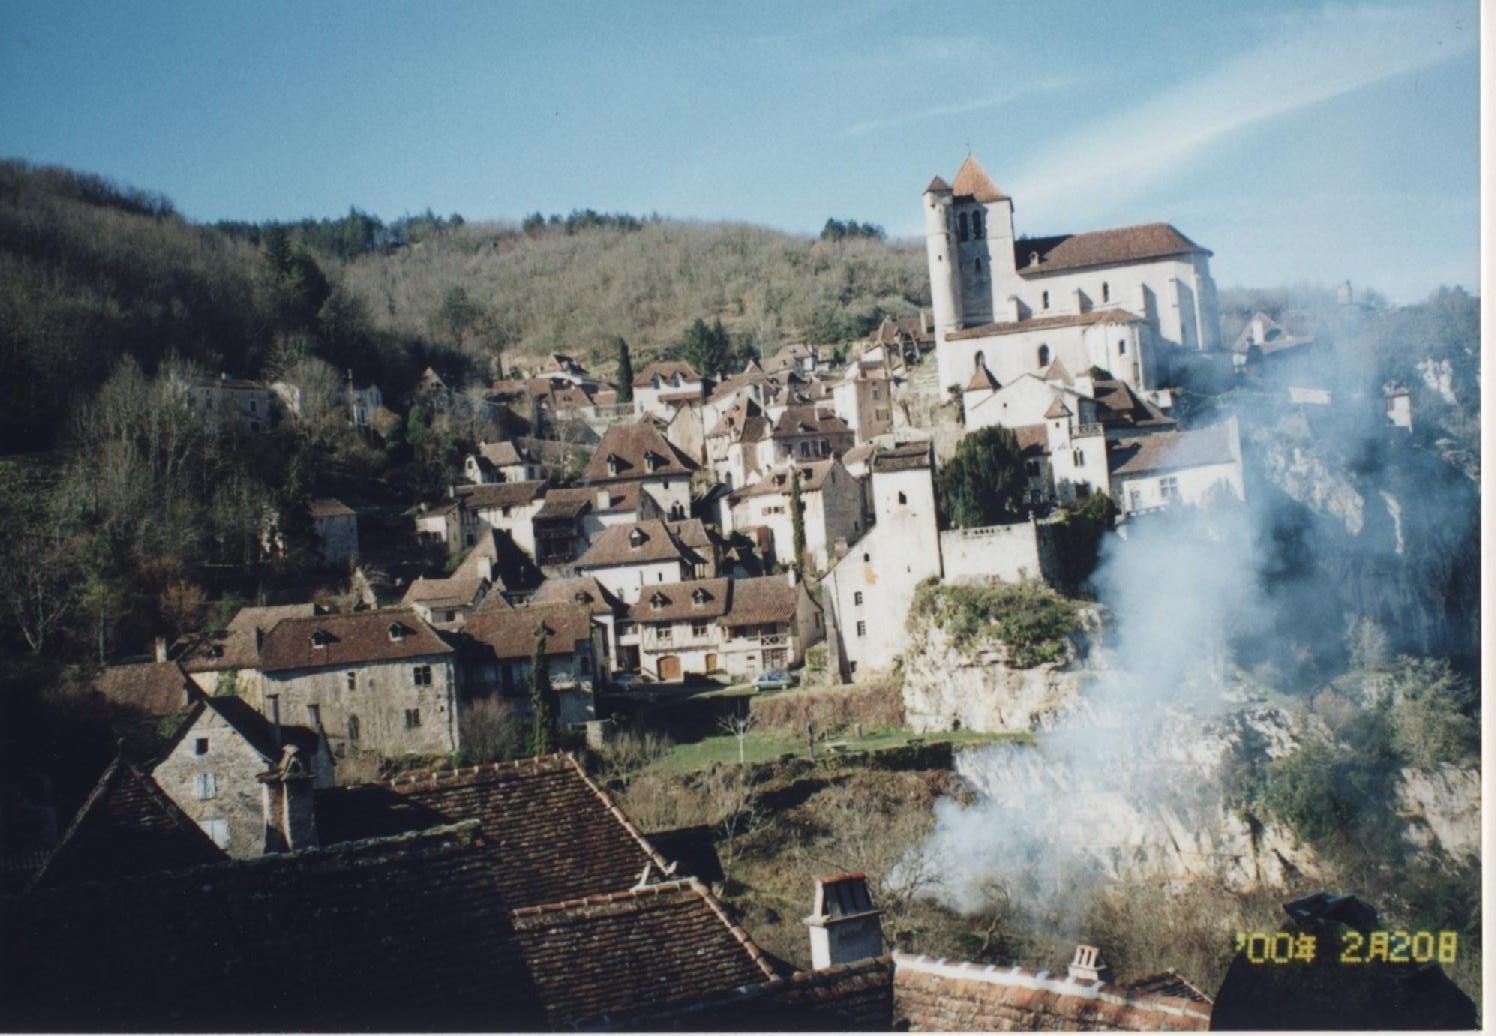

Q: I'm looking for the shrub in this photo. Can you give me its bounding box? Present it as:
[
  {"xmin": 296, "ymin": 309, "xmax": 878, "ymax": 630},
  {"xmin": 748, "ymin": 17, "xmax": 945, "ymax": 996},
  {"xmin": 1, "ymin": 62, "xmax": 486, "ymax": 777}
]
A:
[
  {"xmin": 457, "ymin": 694, "xmax": 524, "ymax": 765},
  {"xmin": 748, "ymin": 681, "xmax": 904, "ymax": 734},
  {"xmin": 908, "ymin": 579, "xmax": 1080, "ymax": 667}
]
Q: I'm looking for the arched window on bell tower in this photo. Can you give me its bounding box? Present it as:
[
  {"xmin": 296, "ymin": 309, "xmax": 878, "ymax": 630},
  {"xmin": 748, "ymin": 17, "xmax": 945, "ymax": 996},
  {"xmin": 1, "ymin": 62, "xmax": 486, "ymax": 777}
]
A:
[
  {"xmin": 972, "ymin": 211, "xmax": 984, "ymax": 239},
  {"xmin": 1037, "ymin": 344, "xmax": 1051, "ymax": 367},
  {"xmin": 958, "ymin": 212, "xmax": 969, "ymax": 242}
]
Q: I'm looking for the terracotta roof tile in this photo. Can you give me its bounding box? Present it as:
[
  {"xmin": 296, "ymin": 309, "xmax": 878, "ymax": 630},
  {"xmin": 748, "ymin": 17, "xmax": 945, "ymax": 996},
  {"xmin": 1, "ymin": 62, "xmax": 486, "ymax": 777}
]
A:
[
  {"xmin": 729, "ymin": 459, "xmax": 836, "ymax": 500},
  {"xmin": 453, "ymin": 479, "xmax": 547, "ymax": 510},
  {"xmin": 633, "ymin": 360, "xmax": 702, "ymax": 388},
  {"xmin": 950, "ymin": 154, "xmax": 1009, "ymax": 203},
  {"xmin": 461, "ymin": 601, "xmax": 595, "ymax": 662},
  {"xmin": 1016, "ymin": 222, "xmax": 1209, "ymax": 274},
  {"xmin": 965, "ymin": 364, "xmax": 1001, "ymax": 393},
  {"xmin": 629, "ymin": 577, "xmax": 731, "ymax": 622},
  {"xmin": 770, "ymin": 405, "xmax": 851, "ymax": 441},
  {"xmin": 476, "ymin": 439, "xmax": 533, "ymax": 467},
  {"xmin": 575, "ymin": 520, "xmax": 705, "ymax": 570},
  {"xmin": 721, "ymin": 575, "xmax": 802, "ymax": 627},
  {"xmin": 872, "ymin": 441, "xmax": 932, "ymax": 473},
  {"xmin": 530, "ymin": 576, "xmax": 625, "ymax": 616},
  {"xmin": 584, "ymin": 421, "xmax": 699, "ymax": 482},
  {"xmin": 1108, "ymin": 422, "xmax": 1237, "ymax": 478},
  {"xmin": 91, "ymin": 661, "xmax": 197, "ymax": 714},
  {"xmin": 256, "ymin": 609, "xmax": 451, "ymax": 673}
]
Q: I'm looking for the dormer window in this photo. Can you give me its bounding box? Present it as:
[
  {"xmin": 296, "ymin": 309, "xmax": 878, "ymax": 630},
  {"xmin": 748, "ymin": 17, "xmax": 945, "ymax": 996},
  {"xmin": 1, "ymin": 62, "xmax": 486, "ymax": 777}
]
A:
[
  {"xmin": 650, "ymin": 592, "xmax": 669, "ymax": 611},
  {"xmin": 388, "ymin": 623, "xmax": 406, "ymax": 642},
  {"xmin": 311, "ymin": 630, "xmax": 333, "ymax": 649},
  {"xmin": 691, "ymin": 587, "xmax": 710, "ymax": 606},
  {"xmin": 1030, "ymin": 250, "xmax": 1040, "ymax": 267},
  {"xmin": 628, "ymin": 528, "xmax": 647, "ymax": 549},
  {"xmin": 574, "ymin": 591, "xmax": 593, "ymax": 604},
  {"xmin": 643, "ymin": 451, "xmax": 660, "ymax": 473},
  {"xmin": 606, "ymin": 453, "xmax": 621, "ymax": 477}
]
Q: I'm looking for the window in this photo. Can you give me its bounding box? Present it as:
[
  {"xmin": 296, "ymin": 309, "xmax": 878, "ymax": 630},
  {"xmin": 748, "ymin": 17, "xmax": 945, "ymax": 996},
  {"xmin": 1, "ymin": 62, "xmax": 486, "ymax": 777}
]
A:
[
  {"xmin": 1041, "ymin": 290, "xmax": 1050, "ymax": 310},
  {"xmin": 1026, "ymin": 460, "xmax": 1041, "ymax": 477},
  {"xmin": 444, "ymin": 609, "xmax": 457, "ymax": 623},
  {"xmin": 1118, "ymin": 340, "xmax": 1127, "ymax": 356},
  {"xmin": 307, "ymin": 704, "xmax": 321, "ymax": 727},
  {"xmin": 974, "ymin": 258, "xmax": 983, "ymax": 275},
  {"xmin": 404, "ymin": 708, "xmax": 422, "ymax": 729},
  {"xmin": 853, "ymin": 591, "xmax": 863, "ymax": 606},
  {"xmin": 413, "ymin": 664, "xmax": 433, "ymax": 687},
  {"xmin": 1160, "ymin": 476, "xmax": 1181, "ymax": 503},
  {"xmin": 347, "ymin": 671, "xmax": 357, "ymax": 691},
  {"xmin": 348, "ymin": 714, "xmax": 361, "ymax": 743},
  {"xmin": 691, "ymin": 622, "xmax": 709, "ymax": 638},
  {"xmin": 657, "ymin": 625, "xmax": 673, "ymax": 642},
  {"xmin": 958, "ymin": 212, "xmax": 969, "ymax": 241},
  {"xmin": 1037, "ymin": 344, "xmax": 1050, "ymax": 366},
  {"xmin": 201, "ymin": 819, "xmax": 230, "ymax": 850},
  {"xmin": 194, "ymin": 773, "xmax": 217, "ymax": 800},
  {"xmin": 972, "ymin": 210, "xmax": 984, "ymax": 238},
  {"xmin": 897, "ymin": 491, "xmax": 907, "ymax": 505},
  {"xmin": 1073, "ymin": 449, "xmax": 1084, "ymax": 466},
  {"xmin": 1102, "ymin": 282, "xmax": 1110, "ymax": 303},
  {"xmin": 855, "ymin": 620, "xmax": 867, "ymax": 637},
  {"xmin": 194, "ymin": 737, "xmax": 209, "ymax": 756},
  {"xmin": 863, "ymin": 552, "xmax": 870, "ymax": 562},
  {"xmin": 872, "ymin": 388, "xmax": 881, "ymax": 400},
  {"xmin": 249, "ymin": 401, "xmax": 258, "ymax": 414}
]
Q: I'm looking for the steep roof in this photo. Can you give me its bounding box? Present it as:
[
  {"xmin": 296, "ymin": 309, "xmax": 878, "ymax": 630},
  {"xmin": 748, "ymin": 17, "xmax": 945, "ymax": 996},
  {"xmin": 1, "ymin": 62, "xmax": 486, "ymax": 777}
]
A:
[
  {"xmin": 27, "ymin": 756, "xmax": 224, "ymax": 890},
  {"xmin": 1091, "ymin": 379, "xmax": 1174, "ymax": 431},
  {"xmin": 533, "ymin": 485, "xmax": 597, "ymax": 520},
  {"xmin": 454, "ymin": 479, "xmax": 547, "ymax": 511},
  {"xmin": 950, "ymin": 154, "xmax": 1009, "ymax": 203},
  {"xmin": 729, "ymin": 460, "xmax": 839, "ymax": 501},
  {"xmin": 925, "ymin": 175, "xmax": 952, "ymax": 193},
  {"xmin": 477, "ymin": 440, "xmax": 533, "ymax": 468},
  {"xmin": 511, "ymin": 878, "xmax": 777, "ymax": 1029},
  {"xmin": 1108, "ymin": 422, "xmax": 1237, "ymax": 478},
  {"xmin": 584, "ymin": 421, "xmax": 699, "ymax": 482},
  {"xmin": 720, "ymin": 574, "xmax": 803, "ymax": 627},
  {"xmin": 629, "ymin": 577, "xmax": 732, "ymax": 623},
  {"xmin": 401, "ymin": 570, "xmax": 489, "ymax": 611},
  {"xmin": 575, "ymin": 520, "xmax": 704, "ymax": 570},
  {"xmin": 1016, "ymin": 222, "xmax": 1210, "ymax": 274},
  {"xmin": 965, "ymin": 363, "xmax": 1001, "ymax": 393},
  {"xmin": 530, "ymin": 575, "xmax": 625, "ymax": 617},
  {"xmin": 91, "ymin": 661, "xmax": 197, "ymax": 715},
  {"xmin": 633, "ymin": 360, "xmax": 701, "ymax": 388},
  {"xmin": 256, "ymin": 609, "xmax": 452, "ymax": 673},
  {"xmin": 181, "ymin": 603, "xmax": 319, "ymax": 673},
  {"xmin": 770, "ymin": 405, "xmax": 851, "ymax": 440},
  {"xmin": 892, "ymin": 953, "xmax": 1212, "ymax": 1031},
  {"xmin": 308, "ymin": 497, "xmax": 354, "ymax": 519},
  {"xmin": 157, "ymin": 696, "xmax": 325, "ymax": 770},
  {"xmin": 4, "ymin": 823, "xmax": 540, "ymax": 1030},
  {"xmin": 946, "ymin": 309, "xmax": 1143, "ymax": 342},
  {"xmin": 872, "ymin": 441, "xmax": 932, "ymax": 473},
  {"xmin": 1044, "ymin": 396, "xmax": 1073, "ymax": 419},
  {"xmin": 462, "ymin": 601, "xmax": 596, "ymax": 661}
]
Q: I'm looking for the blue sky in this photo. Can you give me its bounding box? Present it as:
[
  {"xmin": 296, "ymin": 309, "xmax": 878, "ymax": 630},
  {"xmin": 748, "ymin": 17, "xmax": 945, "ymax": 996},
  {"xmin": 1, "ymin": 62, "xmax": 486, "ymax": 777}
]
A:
[{"xmin": 0, "ymin": 0, "xmax": 1479, "ymax": 302}]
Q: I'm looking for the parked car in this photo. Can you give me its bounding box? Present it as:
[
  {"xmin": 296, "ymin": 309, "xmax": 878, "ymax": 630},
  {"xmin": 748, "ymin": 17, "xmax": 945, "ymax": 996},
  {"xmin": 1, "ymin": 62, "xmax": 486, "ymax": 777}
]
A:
[
  {"xmin": 612, "ymin": 672, "xmax": 644, "ymax": 690},
  {"xmin": 752, "ymin": 668, "xmax": 796, "ymax": 691}
]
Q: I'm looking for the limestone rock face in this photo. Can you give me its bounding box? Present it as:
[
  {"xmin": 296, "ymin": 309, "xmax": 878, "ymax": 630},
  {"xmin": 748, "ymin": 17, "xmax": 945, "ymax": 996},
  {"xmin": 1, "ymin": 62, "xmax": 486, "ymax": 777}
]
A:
[
  {"xmin": 899, "ymin": 619, "xmax": 1091, "ymax": 734},
  {"xmin": 1396, "ymin": 764, "xmax": 1480, "ymax": 863}
]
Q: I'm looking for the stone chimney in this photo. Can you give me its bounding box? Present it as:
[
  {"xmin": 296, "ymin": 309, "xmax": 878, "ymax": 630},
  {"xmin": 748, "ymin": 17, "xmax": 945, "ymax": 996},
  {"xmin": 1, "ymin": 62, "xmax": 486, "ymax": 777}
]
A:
[
  {"xmin": 153, "ymin": 636, "xmax": 168, "ymax": 663},
  {"xmin": 257, "ymin": 744, "xmax": 320, "ymax": 853},
  {"xmin": 1068, "ymin": 944, "xmax": 1112, "ymax": 984},
  {"xmin": 804, "ymin": 873, "xmax": 883, "ymax": 969},
  {"xmin": 597, "ymin": 489, "xmax": 612, "ymax": 511}
]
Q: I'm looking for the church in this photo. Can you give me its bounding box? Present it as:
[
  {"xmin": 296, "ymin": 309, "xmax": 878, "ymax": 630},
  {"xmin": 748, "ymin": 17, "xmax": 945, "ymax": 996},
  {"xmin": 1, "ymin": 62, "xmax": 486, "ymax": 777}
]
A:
[{"xmin": 923, "ymin": 155, "xmax": 1220, "ymax": 398}]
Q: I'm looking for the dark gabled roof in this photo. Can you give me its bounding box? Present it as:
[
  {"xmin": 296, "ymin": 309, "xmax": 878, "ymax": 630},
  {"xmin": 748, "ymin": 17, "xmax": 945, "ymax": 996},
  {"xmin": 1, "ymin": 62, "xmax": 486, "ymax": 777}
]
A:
[
  {"xmin": 454, "ymin": 479, "xmax": 547, "ymax": 511},
  {"xmin": 530, "ymin": 576, "xmax": 625, "ymax": 617},
  {"xmin": 575, "ymin": 520, "xmax": 704, "ymax": 570},
  {"xmin": 946, "ymin": 308, "xmax": 1143, "ymax": 342},
  {"xmin": 308, "ymin": 497, "xmax": 355, "ymax": 519},
  {"xmin": 612, "ymin": 955, "xmax": 896, "ymax": 1031},
  {"xmin": 720, "ymin": 575, "xmax": 803, "ymax": 627},
  {"xmin": 770, "ymin": 405, "xmax": 850, "ymax": 441},
  {"xmin": 533, "ymin": 484, "xmax": 597, "ymax": 520},
  {"xmin": 728, "ymin": 460, "xmax": 838, "ymax": 501},
  {"xmin": 376, "ymin": 755, "xmax": 672, "ymax": 907},
  {"xmin": 629, "ymin": 577, "xmax": 732, "ymax": 623},
  {"xmin": 181, "ymin": 603, "xmax": 319, "ymax": 673},
  {"xmin": 1016, "ymin": 222, "xmax": 1210, "ymax": 274},
  {"xmin": 91, "ymin": 661, "xmax": 198, "ymax": 715},
  {"xmin": 510, "ymin": 879, "xmax": 778, "ymax": 1029},
  {"xmin": 871, "ymin": 441, "xmax": 932, "ymax": 473},
  {"xmin": 891, "ymin": 953, "xmax": 1212, "ymax": 1031},
  {"xmin": 476, "ymin": 440, "xmax": 533, "ymax": 467},
  {"xmin": 1091, "ymin": 379, "xmax": 1174, "ymax": 431},
  {"xmin": 26, "ymin": 757, "xmax": 224, "ymax": 891},
  {"xmin": 633, "ymin": 360, "xmax": 702, "ymax": 388},
  {"xmin": 4, "ymin": 823, "xmax": 541, "ymax": 1031},
  {"xmin": 584, "ymin": 422, "xmax": 699, "ymax": 482},
  {"xmin": 1108, "ymin": 422, "xmax": 1237, "ymax": 478},
  {"xmin": 462, "ymin": 601, "xmax": 595, "ymax": 661},
  {"xmin": 925, "ymin": 175, "xmax": 953, "ymax": 193},
  {"xmin": 256, "ymin": 609, "xmax": 452, "ymax": 673}
]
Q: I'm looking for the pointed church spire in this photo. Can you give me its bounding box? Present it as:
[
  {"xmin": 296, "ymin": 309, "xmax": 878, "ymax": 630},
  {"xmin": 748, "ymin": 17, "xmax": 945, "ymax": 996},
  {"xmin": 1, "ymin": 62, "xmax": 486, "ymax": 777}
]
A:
[{"xmin": 951, "ymin": 155, "xmax": 1009, "ymax": 203}]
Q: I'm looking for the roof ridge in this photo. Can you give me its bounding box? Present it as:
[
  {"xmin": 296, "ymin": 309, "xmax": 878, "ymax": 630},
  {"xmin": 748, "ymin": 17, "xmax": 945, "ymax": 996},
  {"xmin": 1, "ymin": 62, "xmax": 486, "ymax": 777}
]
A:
[
  {"xmin": 384, "ymin": 752, "xmax": 573, "ymax": 788},
  {"xmin": 510, "ymin": 876, "xmax": 702, "ymax": 919}
]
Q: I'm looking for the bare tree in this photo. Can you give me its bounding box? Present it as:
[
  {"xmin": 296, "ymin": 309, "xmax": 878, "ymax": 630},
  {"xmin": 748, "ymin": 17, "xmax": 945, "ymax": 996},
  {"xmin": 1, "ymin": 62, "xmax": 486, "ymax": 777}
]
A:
[
  {"xmin": 717, "ymin": 708, "xmax": 755, "ymax": 765},
  {"xmin": 0, "ymin": 528, "xmax": 74, "ymax": 655}
]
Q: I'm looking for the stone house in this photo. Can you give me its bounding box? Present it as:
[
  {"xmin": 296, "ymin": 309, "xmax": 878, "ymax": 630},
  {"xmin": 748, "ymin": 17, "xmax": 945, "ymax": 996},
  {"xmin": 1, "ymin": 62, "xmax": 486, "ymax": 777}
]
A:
[
  {"xmin": 632, "ymin": 360, "xmax": 706, "ymax": 420},
  {"xmin": 574, "ymin": 519, "xmax": 717, "ymax": 605},
  {"xmin": 764, "ymin": 405, "xmax": 856, "ymax": 466},
  {"xmin": 583, "ymin": 421, "xmax": 699, "ymax": 520},
  {"xmin": 309, "ymin": 498, "xmax": 358, "ymax": 566},
  {"xmin": 191, "ymin": 373, "xmax": 274, "ymax": 435},
  {"xmin": 831, "ymin": 362, "xmax": 894, "ymax": 444},
  {"xmin": 464, "ymin": 440, "xmax": 542, "ymax": 484},
  {"xmin": 459, "ymin": 601, "xmax": 603, "ymax": 726},
  {"xmin": 348, "ymin": 378, "xmax": 382, "ymax": 427},
  {"xmin": 924, "ymin": 154, "xmax": 1220, "ymax": 396},
  {"xmin": 705, "ymin": 397, "xmax": 773, "ymax": 490},
  {"xmin": 529, "ymin": 576, "xmax": 627, "ymax": 674},
  {"xmin": 414, "ymin": 499, "xmax": 460, "ymax": 548},
  {"xmin": 255, "ymin": 609, "xmax": 459, "ymax": 758},
  {"xmin": 400, "ymin": 535, "xmax": 497, "ymax": 630},
  {"xmin": 1109, "ymin": 418, "xmax": 1245, "ymax": 519},
  {"xmin": 152, "ymin": 695, "xmax": 332, "ymax": 858},
  {"xmin": 450, "ymin": 480, "xmax": 549, "ymax": 556},
  {"xmin": 179, "ymin": 603, "xmax": 318, "ymax": 698},
  {"xmin": 721, "ymin": 458, "xmax": 867, "ymax": 572},
  {"xmin": 628, "ymin": 573, "xmax": 821, "ymax": 681}
]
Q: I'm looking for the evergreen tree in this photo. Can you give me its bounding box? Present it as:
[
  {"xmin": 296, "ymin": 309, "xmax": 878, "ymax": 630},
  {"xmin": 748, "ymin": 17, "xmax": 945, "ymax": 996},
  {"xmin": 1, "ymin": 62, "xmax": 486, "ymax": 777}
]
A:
[
  {"xmin": 615, "ymin": 336, "xmax": 634, "ymax": 403},
  {"xmin": 789, "ymin": 467, "xmax": 807, "ymax": 576},
  {"xmin": 679, "ymin": 317, "xmax": 732, "ymax": 378},
  {"xmin": 936, "ymin": 425, "xmax": 1027, "ymax": 528},
  {"xmin": 528, "ymin": 632, "xmax": 555, "ymax": 756}
]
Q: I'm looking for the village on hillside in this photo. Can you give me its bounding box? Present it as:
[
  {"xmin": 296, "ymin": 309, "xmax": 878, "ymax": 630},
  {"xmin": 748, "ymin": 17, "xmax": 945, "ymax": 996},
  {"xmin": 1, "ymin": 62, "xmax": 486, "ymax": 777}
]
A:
[{"xmin": 0, "ymin": 156, "xmax": 1475, "ymax": 1031}]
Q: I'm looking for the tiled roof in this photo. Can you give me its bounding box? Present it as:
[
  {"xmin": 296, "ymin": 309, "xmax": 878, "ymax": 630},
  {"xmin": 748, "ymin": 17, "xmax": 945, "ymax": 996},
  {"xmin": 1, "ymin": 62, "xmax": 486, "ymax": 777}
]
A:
[
  {"xmin": 891, "ymin": 954, "xmax": 1212, "ymax": 1031},
  {"xmin": 4, "ymin": 823, "xmax": 541, "ymax": 1030},
  {"xmin": 256, "ymin": 609, "xmax": 451, "ymax": 673},
  {"xmin": 462, "ymin": 601, "xmax": 596, "ymax": 661},
  {"xmin": 629, "ymin": 577, "xmax": 732, "ymax": 622},
  {"xmin": 454, "ymin": 479, "xmax": 547, "ymax": 511},
  {"xmin": 925, "ymin": 175, "xmax": 952, "ymax": 193},
  {"xmin": 584, "ymin": 421, "xmax": 699, "ymax": 482},
  {"xmin": 401, "ymin": 570, "xmax": 489, "ymax": 610},
  {"xmin": 378, "ymin": 755, "xmax": 673, "ymax": 906},
  {"xmin": 1043, "ymin": 397, "xmax": 1072, "ymax": 419},
  {"xmin": 634, "ymin": 360, "xmax": 702, "ymax": 388},
  {"xmin": 90, "ymin": 661, "xmax": 197, "ymax": 715},
  {"xmin": 1091, "ymin": 379, "xmax": 1174, "ymax": 431},
  {"xmin": 950, "ymin": 154, "xmax": 1009, "ymax": 203},
  {"xmin": 181, "ymin": 603, "xmax": 318, "ymax": 673},
  {"xmin": 616, "ymin": 955, "xmax": 896, "ymax": 1031},
  {"xmin": 729, "ymin": 460, "xmax": 837, "ymax": 500},
  {"xmin": 27, "ymin": 757, "xmax": 224, "ymax": 891},
  {"xmin": 1016, "ymin": 223, "xmax": 1209, "ymax": 274},
  {"xmin": 511, "ymin": 878, "xmax": 777, "ymax": 1029},
  {"xmin": 575, "ymin": 520, "xmax": 704, "ymax": 570},
  {"xmin": 477, "ymin": 439, "xmax": 532, "ymax": 468},
  {"xmin": 872, "ymin": 441, "xmax": 932, "ymax": 473},
  {"xmin": 1108, "ymin": 422, "xmax": 1237, "ymax": 478},
  {"xmin": 771, "ymin": 405, "xmax": 850, "ymax": 441},
  {"xmin": 534, "ymin": 485, "xmax": 597, "ymax": 520},
  {"xmin": 965, "ymin": 364, "xmax": 1001, "ymax": 393},
  {"xmin": 720, "ymin": 575, "xmax": 802, "ymax": 627},
  {"xmin": 1012, "ymin": 424, "xmax": 1050, "ymax": 457},
  {"xmin": 946, "ymin": 309, "xmax": 1143, "ymax": 342},
  {"xmin": 530, "ymin": 575, "xmax": 625, "ymax": 616},
  {"xmin": 308, "ymin": 497, "xmax": 355, "ymax": 519}
]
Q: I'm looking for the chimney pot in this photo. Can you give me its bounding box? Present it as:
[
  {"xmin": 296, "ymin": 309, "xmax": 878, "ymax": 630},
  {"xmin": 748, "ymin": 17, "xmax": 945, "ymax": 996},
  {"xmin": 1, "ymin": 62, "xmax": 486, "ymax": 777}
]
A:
[{"xmin": 1068, "ymin": 944, "xmax": 1112, "ymax": 984}]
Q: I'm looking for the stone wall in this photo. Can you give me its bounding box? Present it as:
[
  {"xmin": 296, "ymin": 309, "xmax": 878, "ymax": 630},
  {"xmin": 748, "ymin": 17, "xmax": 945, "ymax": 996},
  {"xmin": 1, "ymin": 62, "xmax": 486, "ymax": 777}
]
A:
[
  {"xmin": 152, "ymin": 711, "xmax": 267, "ymax": 858},
  {"xmin": 938, "ymin": 518, "xmax": 1059, "ymax": 587},
  {"xmin": 260, "ymin": 657, "xmax": 458, "ymax": 758}
]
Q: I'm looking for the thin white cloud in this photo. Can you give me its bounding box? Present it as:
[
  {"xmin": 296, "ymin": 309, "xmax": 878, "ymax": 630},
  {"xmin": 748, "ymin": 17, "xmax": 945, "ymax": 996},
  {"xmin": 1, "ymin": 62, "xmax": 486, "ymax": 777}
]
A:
[
  {"xmin": 1010, "ymin": 2, "xmax": 1476, "ymax": 218},
  {"xmin": 844, "ymin": 76, "xmax": 1079, "ymax": 137}
]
